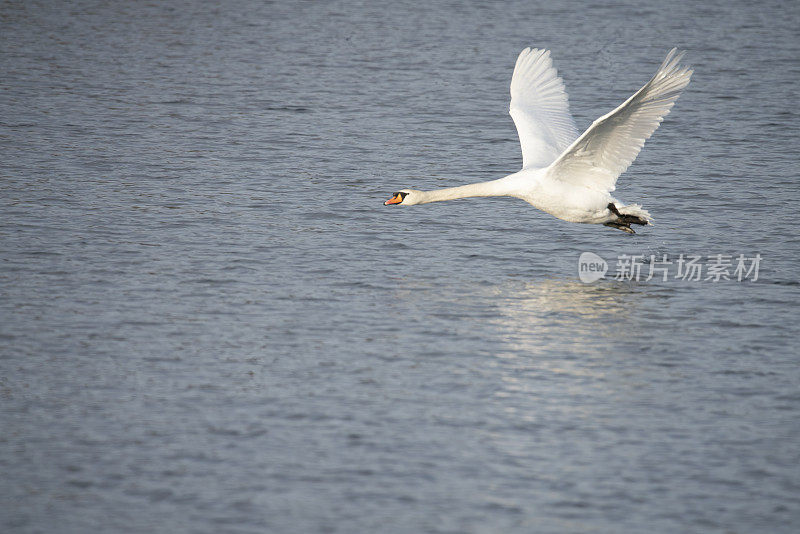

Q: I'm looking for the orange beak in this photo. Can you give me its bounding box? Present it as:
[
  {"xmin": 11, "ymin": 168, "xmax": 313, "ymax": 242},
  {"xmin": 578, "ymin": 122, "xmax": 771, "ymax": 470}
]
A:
[{"xmin": 384, "ymin": 193, "xmax": 403, "ymax": 205}]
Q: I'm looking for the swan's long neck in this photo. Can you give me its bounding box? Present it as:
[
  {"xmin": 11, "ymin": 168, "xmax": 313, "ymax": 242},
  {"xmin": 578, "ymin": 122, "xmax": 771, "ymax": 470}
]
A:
[{"xmin": 417, "ymin": 176, "xmax": 520, "ymax": 204}]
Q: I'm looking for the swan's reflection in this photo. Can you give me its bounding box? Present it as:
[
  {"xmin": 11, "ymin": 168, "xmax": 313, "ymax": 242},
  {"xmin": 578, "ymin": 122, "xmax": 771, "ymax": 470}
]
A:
[
  {"xmin": 390, "ymin": 278, "xmax": 670, "ymax": 478},
  {"xmin": 389, "ymin": 275, "xmax": 648, "ymax": 363},
  {"xmin": 488, "ymin": 277, "xmax": 643, "ymax": 359},
  {"xmin": 389, "ymin": 276, "xmax": 656, "ymax": 434},
  {"xmin": 454, "ymin": 277, "xmax": 651, "ymax": 405}
]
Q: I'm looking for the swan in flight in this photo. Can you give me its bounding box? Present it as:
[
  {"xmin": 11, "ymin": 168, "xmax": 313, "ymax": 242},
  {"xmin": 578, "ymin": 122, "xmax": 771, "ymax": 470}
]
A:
[{"xmin": 384, "ymin": 48, "xmax": 692, "ymax": 233}]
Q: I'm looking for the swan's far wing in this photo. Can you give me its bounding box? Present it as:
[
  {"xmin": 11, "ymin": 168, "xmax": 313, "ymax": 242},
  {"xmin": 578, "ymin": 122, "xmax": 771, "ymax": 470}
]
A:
[
  {"xmin": 546, "ymin": 49, "xmax": 692, "ymax": 193},
  {"xmin": 509, "ymin": 48, "xmax": 580, "ymax": 170}
]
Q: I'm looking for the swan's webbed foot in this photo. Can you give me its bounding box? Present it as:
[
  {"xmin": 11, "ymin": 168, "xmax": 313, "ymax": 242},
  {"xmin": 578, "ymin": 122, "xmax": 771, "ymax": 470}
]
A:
[
  {"xmin": 604, "ymin": 202, "xmax": 650, "ymax": 229},
  {"xmin": 604, "ymin": 221, "xmax": 636, "ymax": 234}
]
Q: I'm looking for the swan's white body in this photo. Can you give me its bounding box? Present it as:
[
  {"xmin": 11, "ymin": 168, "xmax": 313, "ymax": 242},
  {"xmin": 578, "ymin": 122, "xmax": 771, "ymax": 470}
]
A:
[{"xmin": 385, "ymin": 48, "xmax": 693, "ymax": 233}]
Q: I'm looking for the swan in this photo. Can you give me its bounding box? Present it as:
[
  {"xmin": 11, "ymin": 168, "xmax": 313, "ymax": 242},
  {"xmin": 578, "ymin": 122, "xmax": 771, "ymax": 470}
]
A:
[{"xmin": 384, "ymin": 48, "xmax": 692, "ymax": 233}]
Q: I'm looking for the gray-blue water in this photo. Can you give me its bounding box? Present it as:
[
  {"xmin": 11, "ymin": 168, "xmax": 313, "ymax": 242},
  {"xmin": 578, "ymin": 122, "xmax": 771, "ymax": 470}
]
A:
[{"xmin": 2, "ymin": 0, "xmax": 800, "ymax": 532}]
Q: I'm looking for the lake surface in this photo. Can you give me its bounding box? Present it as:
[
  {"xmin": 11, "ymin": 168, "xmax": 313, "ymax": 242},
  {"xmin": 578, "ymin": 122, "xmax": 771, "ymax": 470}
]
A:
[{"xmin": 2, "ymin": 0, "xmax": 799, "ymax": 532}]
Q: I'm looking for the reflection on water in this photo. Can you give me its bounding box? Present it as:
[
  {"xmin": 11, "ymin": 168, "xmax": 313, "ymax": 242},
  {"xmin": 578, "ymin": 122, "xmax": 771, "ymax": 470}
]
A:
[
  {"xmin": 486, "ymin": 278, "xmax": 645, "ymax": 424},
  {"xmin": 490, "ymin": 278, "xmax": 643, "ymax": 359}
]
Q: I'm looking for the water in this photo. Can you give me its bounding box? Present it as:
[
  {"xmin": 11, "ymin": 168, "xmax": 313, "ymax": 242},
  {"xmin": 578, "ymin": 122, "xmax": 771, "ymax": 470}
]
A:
[{"xmin": 2, "ymin": 0, "xmax": 799, "ymax": 532}]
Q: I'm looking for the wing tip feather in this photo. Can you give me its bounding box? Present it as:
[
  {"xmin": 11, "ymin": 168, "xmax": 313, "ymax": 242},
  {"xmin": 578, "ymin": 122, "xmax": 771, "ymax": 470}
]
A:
[{"xmin": 657, "ymin": 47, "xmax": 691, "ymax": 79}]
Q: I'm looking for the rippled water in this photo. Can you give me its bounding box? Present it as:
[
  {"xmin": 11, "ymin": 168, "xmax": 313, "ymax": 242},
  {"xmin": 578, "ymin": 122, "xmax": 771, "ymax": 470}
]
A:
[{"xmin": 2, "ymin": 0, "xmax": 800, "ymax": 532}]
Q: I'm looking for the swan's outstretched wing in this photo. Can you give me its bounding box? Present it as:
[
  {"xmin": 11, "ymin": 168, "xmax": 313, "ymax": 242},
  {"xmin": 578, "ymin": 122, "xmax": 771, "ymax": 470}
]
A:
[
  {"xmin": 545, "ymin": 48, "xmax": 692, "ymax": 193},
  {"xmin": 510, "ymin": 48, "xmax": 580, "ymax": 170}
]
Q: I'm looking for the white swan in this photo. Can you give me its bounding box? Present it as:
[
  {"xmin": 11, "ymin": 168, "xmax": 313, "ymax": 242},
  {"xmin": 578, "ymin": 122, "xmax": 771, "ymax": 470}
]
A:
[{"xmin": 384, "ymin": 48, "xmax": 692, "ymax": 233}]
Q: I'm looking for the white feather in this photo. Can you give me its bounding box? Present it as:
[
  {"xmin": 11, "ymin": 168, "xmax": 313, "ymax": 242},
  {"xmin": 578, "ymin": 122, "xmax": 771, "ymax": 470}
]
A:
[
  {"xmin": 509, "ymin": 48, "xmax": 580, "ymax": 169},
  {"xmin": 545, "ymin": 48, "xmax": 693, "ymax": 193}
]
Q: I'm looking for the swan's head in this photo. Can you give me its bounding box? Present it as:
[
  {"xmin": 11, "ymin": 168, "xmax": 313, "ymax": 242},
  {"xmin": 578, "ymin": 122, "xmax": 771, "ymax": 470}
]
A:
[{"xmin": 384, "ymin": 189, "xmax": 421, "ymax": 206}]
